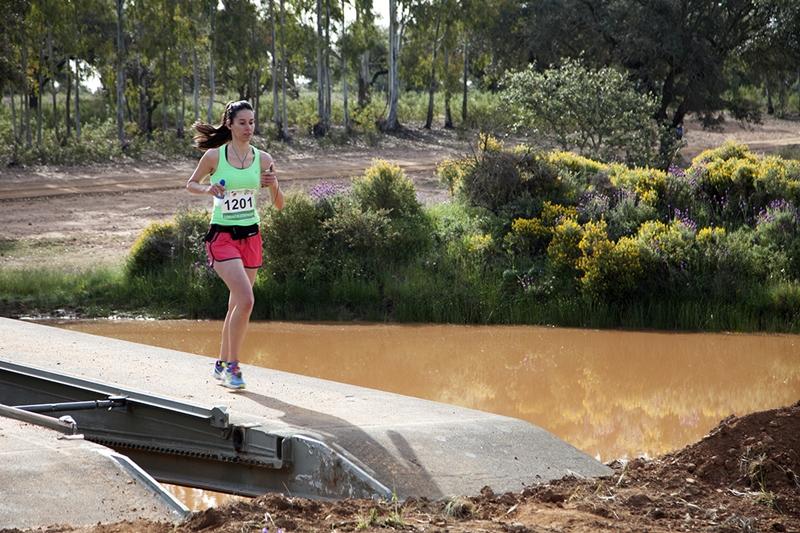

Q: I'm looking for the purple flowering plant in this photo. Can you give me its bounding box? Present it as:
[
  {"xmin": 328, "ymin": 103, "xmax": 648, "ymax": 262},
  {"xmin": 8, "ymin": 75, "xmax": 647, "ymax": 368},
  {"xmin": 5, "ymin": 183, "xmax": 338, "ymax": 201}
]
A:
[{"xmin": 308, "ymin": 181, "xmax": 350, "ymax": 205}]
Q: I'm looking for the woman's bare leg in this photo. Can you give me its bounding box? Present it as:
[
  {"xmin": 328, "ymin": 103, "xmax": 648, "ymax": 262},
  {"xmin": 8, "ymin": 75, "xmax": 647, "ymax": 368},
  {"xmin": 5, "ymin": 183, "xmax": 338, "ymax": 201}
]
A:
[{"xmin": 214, "ymin": 259, "xmax": 258, "ymax": 362}]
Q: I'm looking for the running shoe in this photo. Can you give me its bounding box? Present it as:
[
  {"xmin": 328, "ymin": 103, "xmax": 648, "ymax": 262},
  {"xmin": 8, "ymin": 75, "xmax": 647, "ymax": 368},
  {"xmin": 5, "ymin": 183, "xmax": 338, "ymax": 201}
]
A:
[
  {"xmin": 213, "ymin": 360, "xmax": 227, "ymax": 381},
  {"xmin": 224, "ymin": 361, "xmax": 246, "ymax": 389}
]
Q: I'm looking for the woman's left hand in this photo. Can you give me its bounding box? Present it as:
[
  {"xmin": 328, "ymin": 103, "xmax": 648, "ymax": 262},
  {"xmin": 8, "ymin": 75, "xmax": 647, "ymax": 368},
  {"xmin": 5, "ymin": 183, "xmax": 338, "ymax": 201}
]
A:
[{"xmin": 260, "ymin": 164, "xmax": 278, "ymax": 189}]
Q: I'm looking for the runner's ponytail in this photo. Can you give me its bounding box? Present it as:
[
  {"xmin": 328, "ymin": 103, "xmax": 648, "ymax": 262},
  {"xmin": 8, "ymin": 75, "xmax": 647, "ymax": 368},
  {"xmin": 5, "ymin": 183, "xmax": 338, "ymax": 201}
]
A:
[{"xmin": 192, "ymin": 100, "xmax": 253, "ymax": 150}]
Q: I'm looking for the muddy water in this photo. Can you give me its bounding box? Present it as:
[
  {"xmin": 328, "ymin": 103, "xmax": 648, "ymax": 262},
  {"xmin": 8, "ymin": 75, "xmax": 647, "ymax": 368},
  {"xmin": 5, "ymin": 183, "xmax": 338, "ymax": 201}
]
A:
[{"xmin": 53, "ymin": 320, "xmax": 799, "ymax": 507}]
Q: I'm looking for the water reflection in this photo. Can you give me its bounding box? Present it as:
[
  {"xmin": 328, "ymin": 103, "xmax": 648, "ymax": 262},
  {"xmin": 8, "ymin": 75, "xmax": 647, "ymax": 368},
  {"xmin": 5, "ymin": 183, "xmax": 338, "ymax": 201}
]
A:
[{"xmin": 54, "ymin": 320, "xmax": 799, "ymax": 463}]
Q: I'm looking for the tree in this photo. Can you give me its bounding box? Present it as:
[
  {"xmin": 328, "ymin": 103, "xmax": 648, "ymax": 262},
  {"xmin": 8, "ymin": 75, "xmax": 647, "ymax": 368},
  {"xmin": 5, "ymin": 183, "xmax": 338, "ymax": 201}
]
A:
[
  {"xmin": 502, "ymin": 59, "xmax": 663, "ymax": 167},
  {"xmin": 115, "ymin": 0, "xmax": 127, "ymax": 148},
  {"xmin": 517, "ymin": 0, "xmax": 778, "ymax": 128},
  {"xmin": 383, "ymin": 0, "xmax": 400, "ymax": 130},
  {"xmin": 423, "ymin": 1, "xmax": 444, "ymax": 130}
]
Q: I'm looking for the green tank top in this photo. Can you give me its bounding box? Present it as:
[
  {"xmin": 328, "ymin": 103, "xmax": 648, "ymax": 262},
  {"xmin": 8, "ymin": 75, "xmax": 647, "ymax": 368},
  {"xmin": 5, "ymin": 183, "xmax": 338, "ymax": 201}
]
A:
[{"xmin": 209, "ymin": 144, "xmax": 261, "ymax": 226}]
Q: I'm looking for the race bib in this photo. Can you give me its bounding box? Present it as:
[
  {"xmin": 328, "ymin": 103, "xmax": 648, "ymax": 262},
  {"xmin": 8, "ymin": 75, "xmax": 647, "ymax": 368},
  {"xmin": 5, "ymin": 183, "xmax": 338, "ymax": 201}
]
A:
[{"xmin": 219, "ymin": 189, "xmax": 256, "ymax": 219}]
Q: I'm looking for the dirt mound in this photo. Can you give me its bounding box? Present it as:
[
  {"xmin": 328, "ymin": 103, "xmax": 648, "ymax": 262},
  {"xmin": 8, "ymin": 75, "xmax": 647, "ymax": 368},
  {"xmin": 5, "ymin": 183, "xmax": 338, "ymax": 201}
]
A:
[
  {"xmin": 670, "ymin": 401, "xmax": 800, "ymax": 494},
  {"xmin": 33, "ymin": 403, "xmax": 800, "ymax": 532}
]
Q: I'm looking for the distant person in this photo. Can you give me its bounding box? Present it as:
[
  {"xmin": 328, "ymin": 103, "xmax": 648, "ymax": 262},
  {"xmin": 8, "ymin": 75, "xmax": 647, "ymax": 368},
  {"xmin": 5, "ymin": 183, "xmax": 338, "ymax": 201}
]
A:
[
  {"xmin": 186, "ymin": 100, "xmax": 284, "ymax": 389},
  {"xmin": 676, "ymin": 122, "xmax": 684, "ymax": 140}
]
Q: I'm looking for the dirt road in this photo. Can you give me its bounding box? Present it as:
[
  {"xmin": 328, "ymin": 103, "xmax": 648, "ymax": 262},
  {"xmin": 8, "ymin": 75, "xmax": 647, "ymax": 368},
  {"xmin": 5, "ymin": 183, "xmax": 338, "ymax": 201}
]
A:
[
  {"xmin": 1, "ymin": 116, "xmax": 798, "ymax": 271},
  {"xmin": 0, "ymin": 140, "xmax": 464, "ymax": 270}
]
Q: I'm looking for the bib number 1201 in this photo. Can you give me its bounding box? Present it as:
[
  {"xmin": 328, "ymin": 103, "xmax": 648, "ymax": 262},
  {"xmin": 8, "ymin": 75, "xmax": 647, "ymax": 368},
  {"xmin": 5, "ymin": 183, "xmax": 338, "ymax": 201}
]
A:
[{"xmin": 220, "ymin": 189, "xmax": 255, "ymax": 214}]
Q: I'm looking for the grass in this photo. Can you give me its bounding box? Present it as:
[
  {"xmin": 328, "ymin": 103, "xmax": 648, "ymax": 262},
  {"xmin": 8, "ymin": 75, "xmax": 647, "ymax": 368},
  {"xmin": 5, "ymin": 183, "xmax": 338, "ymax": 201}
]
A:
[{"xmin": 2, "ymin": 259, "xmax": 799, "ymax": 333}]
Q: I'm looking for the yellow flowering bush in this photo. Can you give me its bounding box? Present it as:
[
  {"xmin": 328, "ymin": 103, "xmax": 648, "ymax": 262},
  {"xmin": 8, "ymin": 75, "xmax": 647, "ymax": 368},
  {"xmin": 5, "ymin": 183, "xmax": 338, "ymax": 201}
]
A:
[
  {"xmin": 696, "ymin": 226, "xmax": 726, "ymax": 245},
  {"xmin": 478, "ymin": 133, "xmax": 504, "ymax": 153},
  {"xmin": 636, "ymin": 220, "xmax": 694, "ymax": 266},
  {"xmin": 465, "ymin": 233, "xmax": 494, "ymax": 254},
  {"xmin": 504, "ymin": 202, "xmax": 578, "ymax": 258},
  {"xmin": 690, "ymin": 141, "xmax": 757, "ymax": 167},
  {"xmin": 436, "ymin": 158, "xmax": 474, "ymax": 195},
  {"xmin": 576, "ymin": 220, "xmax": 644, "ymax": 298},
  {"xmin": 539, "ymin": 201, "xmax": 578, "ymax": 225},
  {"xmin": 545, "ymin": 151, "xmax": 608, "ymax": 177},
  {"xmin": 609, "ymin": 166, "xmax": 666, "ymax": 206},
  {"xmin": 547, "ymin": 219, "xmax": 583, "ymax": 271}
]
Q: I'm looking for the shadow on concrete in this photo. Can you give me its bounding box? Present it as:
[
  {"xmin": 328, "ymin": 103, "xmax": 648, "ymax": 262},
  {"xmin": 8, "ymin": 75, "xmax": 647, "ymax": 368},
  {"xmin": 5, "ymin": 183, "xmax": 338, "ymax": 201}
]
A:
[{"xmin": 241, "ymin": 390, "xmax": 443, "ymax": 499}]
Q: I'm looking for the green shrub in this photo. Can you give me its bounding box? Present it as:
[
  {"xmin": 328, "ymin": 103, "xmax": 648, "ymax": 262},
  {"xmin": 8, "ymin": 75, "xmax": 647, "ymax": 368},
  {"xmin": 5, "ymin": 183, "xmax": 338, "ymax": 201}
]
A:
[
  {"xmin": 604, "ymin": 190, "xmax": 658, "ymax": 241},
  {"xmin": 634, "ymin": 220, "xmax": 696, "ymax": 296},
  {"xmin": 352, "ymin": 160, "xmax": 422, "ymax": 218},
  {"xmin": 262, "ymin": 193, "xmax": 328, "ymax": 282},
  {"xmin": 501, "ymin": 58, "xmax": 661, "ymax": 166},
  {"xmin": 126, "ymin": 222, "xmax": 179, "ymax": 277},
  {"xmin": 457, "ymin": 149, "xmax": 524, "ymax": 213},
  {"xmin": 322, "ymin": 204, "xmax": 397, "ymax": 279},
  {"xmin": 754, "ymin": 200, "xmax": 800, "ymax": 280}
]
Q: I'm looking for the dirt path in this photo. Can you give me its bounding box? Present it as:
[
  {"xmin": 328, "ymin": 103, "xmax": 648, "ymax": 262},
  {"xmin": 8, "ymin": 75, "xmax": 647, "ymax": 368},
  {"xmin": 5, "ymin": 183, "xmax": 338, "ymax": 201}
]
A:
[
  {"xmin": 1, "ymin": 116, "xmax": 798, "ymax": 271},
  {"xmin": 0, "ymin": 138, "xmax": 465, "ymax": 270}
]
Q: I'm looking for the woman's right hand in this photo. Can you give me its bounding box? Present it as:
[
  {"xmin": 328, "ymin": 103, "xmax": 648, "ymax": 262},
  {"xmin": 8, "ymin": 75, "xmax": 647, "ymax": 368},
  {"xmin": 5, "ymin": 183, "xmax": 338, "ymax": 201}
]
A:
[{"xmin": 208, "ymin": 183, "xmax": 225, "ymax": 198}]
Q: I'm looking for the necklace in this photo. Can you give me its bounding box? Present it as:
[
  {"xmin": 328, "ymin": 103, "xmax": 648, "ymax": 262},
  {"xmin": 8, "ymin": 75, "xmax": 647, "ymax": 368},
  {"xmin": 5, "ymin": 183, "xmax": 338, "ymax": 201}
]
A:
[{"xmin": 229, "ymin": 143, "xmax": 249, "ymax": 169}]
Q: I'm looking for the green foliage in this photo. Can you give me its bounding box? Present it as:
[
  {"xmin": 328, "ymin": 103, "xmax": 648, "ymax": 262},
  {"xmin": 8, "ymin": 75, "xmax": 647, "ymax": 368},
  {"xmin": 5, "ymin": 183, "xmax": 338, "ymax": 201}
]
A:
[
  {"xmin": 322, "ymin": 204, "xmax": 397, "ymax": 279},
  {"xmin": 455, "ymin": 140, "xmax": 566, "ymax": 215},
  {"xmin": 126, "ymin": 222, "xmax": 179, "ymax": 277},
  {"xmin": 576, "ymin": 220, "xmax": 644, "ymax": 301},
  {"xmin": 501, "ymin": 58, "xmax": 661, "ymax": 166},
  {"xmin": 262, "ymin": 193, "xmax": 328, "ymax": 282},
  {"xmin": 352, "ymin": 160, "xmax": 421, "ymax": 218},
  {"xmin": 686, "ymin": 142, "xmax": 800, "ymax": 227},
  {"xmin": 125, "ymin": 210, "xmax": 210, "ymax": 278}
]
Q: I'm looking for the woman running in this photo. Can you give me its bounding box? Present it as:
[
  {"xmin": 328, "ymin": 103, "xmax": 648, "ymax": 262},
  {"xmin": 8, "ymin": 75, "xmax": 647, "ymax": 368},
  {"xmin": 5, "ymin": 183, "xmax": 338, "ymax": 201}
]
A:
[{"xmin": 186, "ymin": 100, "xmax": 284, "ymax": 389}]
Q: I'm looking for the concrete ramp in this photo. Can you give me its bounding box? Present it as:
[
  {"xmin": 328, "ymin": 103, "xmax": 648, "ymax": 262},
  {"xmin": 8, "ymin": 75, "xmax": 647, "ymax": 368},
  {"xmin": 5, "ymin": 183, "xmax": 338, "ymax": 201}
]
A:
[
  {"xmin": 0, "ymin": 415, "xmax": 188, "ymax": 529},
  {"xmin": 0, "ymin": 318, "xmax": 611, "ymax": 501}
]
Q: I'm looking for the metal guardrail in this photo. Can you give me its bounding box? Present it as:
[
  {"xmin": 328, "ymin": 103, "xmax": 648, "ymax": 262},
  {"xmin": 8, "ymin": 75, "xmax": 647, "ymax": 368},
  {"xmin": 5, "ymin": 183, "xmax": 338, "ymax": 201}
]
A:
[{"xmin": 0, "ymin": 358, "xmax": 390, "ymax": 499}]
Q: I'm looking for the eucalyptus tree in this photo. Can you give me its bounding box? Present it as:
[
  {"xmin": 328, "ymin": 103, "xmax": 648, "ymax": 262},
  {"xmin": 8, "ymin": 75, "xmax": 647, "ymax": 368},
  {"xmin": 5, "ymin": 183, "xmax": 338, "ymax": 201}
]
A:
[
  {"xmin": 422, "ymin": 0, "xmax": 445, "ymax": 130},
  {"xmin": 383, "ymin": 0, "xmax": 400, "ymax": 130},
  {"xmin": 1, "ymin": 0, "xmax": 30, "ymax": 150},
  {"xmin": 115, "ymin": 0, "xmax": 126, "ymax": 147},
  {"xmin": 344, "ymin": 0, "xmax": 382, "ymax": 108}
]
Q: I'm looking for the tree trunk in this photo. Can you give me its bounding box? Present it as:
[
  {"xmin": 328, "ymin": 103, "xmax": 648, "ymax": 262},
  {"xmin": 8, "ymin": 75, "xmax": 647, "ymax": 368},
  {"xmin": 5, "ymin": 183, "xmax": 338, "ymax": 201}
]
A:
[
  {"xmin": 66, "ymin": 61, "xmax": 72, "ymax": 138},
  {"xmin": 207, "ymin": 2, "xmax": 216, "ymax": 122},
  {"xmin": 280, "ymin": 0, "xmax": 289, "ymax": 140},
  {"xmin": 178, "ymin": 63, "xmax": 185, "ymax": 138},
  {"xmin": 443, "ymin": 39, "xmax": 452, "ymax": 129},
  {"xmin": 22, "ymin": 42, "xmax": 31, "ymax": 147},
  {"xmin": 461, "ymin": 36, "xmax": 467, "ymax": 123},
  {"xmin": 766, "ymin": 78, "xmax": 774, "ymax": 115},
  {"xmin": 192, "ymin": 48, "xmax": 200, "ymax": 122},
  {"xmin": 9, "ymin": 88, "xmax": 18, "ymax": 144},
  {"xmin": 138, "ymin": 61, "xmax": 149, "ymax": 136},
  {"xmin": 341, "ymin": 0, "xmax": 349, "ymax": 132},
  {"xmin": 253, "ymin": 68, "xmax": 261, "ymax": 135},
  {"xmin": 315, "ymin": 0, "xmax": 327, "ymax": 135},
  {"xmin": 116, "ymin": 0, "xmax": 126, "ymax": 148},
  {"xmin": 161, "ymin": 51, "xmax": 168, "ymax": 132},
  {"xmin": 358, "ymin": 52, "xmax": 370, "ymax": 107},
  {"xmin": 424, "ymin": 8, "xmax": 442, "ymax": 130},
  {"xmin": 270, "ymin": 0, "xmax": 280, "ymax": 135},
  {"xmin": 324, "ymin": 0, "xmax": 331, "ymax": 127},
  {"xmin": 75, "ymin": 60, "xmax": 81, "ymax": 139},
  {"xmin": 777, "ymin": 73, "xmax": 787, "ymax": 117},
  {"xmin": 47, "ymin": 27, "xmax": 59, "ymax": 143},
  {"xmin": 37, "ymin": 45, "xmax": 44, "ymax": 145},
  {"xmin": 384, "ymin": 0, "xmax": 400, "ymax": 130}
]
